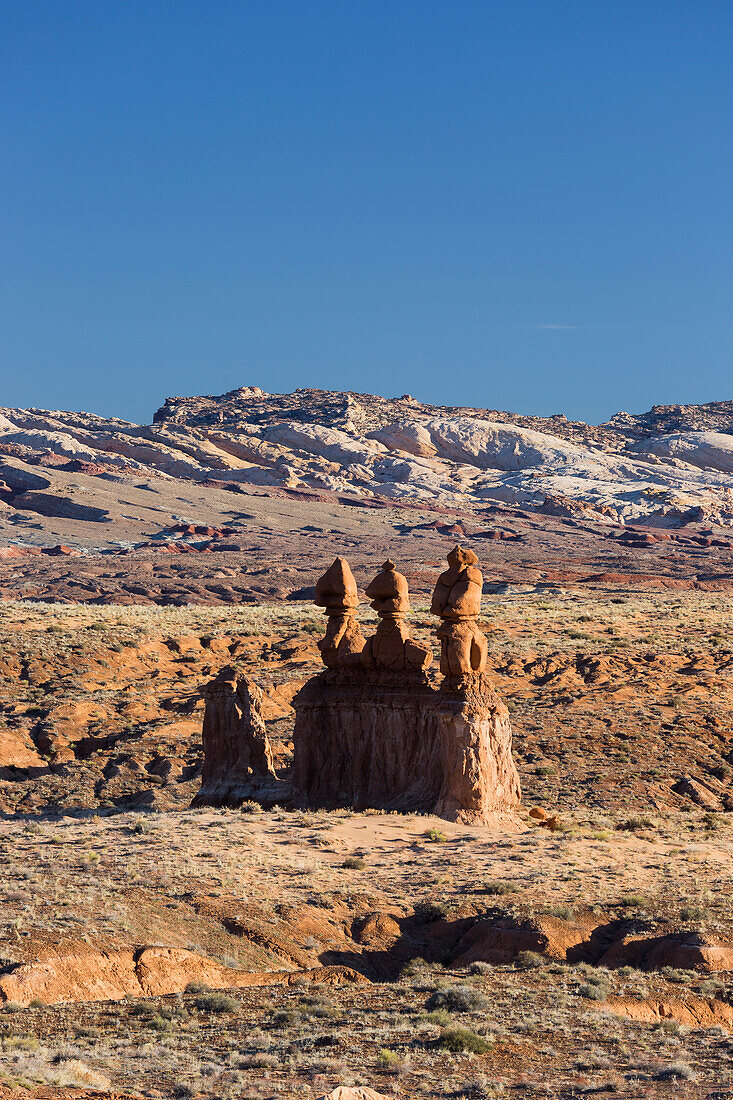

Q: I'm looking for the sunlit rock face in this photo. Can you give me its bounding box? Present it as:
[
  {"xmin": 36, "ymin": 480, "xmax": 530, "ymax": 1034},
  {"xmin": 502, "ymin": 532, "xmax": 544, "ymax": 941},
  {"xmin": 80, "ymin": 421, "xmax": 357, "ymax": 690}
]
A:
[{"xmin": 2, "ymin": 389, "xmax": 733, "ymax": 527}]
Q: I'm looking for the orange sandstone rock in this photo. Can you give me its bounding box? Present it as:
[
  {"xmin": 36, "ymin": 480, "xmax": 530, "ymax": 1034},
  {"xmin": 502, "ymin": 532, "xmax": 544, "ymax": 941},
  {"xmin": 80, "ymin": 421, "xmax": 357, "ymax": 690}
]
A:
[
  {"xmin": 361, "ymin": 560, "xmax": 432, "ymax": 672},
  {"xmin": 431, "ymin": 545, "xmax": 489, "ymax": 681},
  {"xmin": 315, "ymin": 557, "xmax": 366, "ymax": 668}
]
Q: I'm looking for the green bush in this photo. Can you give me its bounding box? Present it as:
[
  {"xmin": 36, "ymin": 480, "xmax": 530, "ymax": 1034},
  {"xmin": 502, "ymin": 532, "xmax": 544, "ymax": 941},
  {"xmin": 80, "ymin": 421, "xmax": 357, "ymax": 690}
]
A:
[
  {"xmin": 193, "ymin": 992, "xmax": 240, "ymax": 1014},
  {"xmin": 513, "ymin": 951, "xmax": 544, "ymax": 970},
  {"xmin": 427, "ymin": 985, "xmax": 487, "ymax": 1013},
  {"xmin": 436, "ymin": 1026, "xmax": 492, "ymax": 1053},
  {"xmin": 376, "ymin": 1048, "xmax": 400, "ymax": 1068},
  {"xmin": 414, "ymin": 899, "xmax": 450, "ymax": 922}
]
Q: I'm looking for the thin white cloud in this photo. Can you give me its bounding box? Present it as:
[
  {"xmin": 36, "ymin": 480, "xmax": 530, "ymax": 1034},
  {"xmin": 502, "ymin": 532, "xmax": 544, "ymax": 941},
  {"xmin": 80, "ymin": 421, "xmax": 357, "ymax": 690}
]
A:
[{"xmin": 535, "ymin": 323, "xmax": 578, "ymax": 330}]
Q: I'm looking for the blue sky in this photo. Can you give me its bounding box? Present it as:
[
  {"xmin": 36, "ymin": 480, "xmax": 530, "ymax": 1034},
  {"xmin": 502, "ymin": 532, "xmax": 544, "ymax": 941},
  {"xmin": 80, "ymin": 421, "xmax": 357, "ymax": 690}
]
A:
[{"xmin": 1, "ymin": 1, "xmax": 731, "ymax": 424}]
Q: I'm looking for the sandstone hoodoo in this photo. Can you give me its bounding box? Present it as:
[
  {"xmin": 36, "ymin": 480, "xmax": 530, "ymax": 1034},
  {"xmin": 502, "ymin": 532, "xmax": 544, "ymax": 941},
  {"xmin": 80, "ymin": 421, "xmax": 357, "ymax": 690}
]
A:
[
  {"xmin": 292, "ymin": 547, "xmax": 521, "ymax": 824},
  {"xmin": 194, "ymin": 667, "xmax": 278, "ymax": 806},
  {"xmin": 314, "ymin": 556, "xmax": 366, "ymax": 667},
  {"xmin": 431, "ymin": 544, "xmax": 488, "ymax": 682},
  {"xmin": 361, "ymin": 559, "xmax": 432, "ymax": 671},
  {"xmin": 195, "ymin": 546, "xmax": 521, "ymax": 822}
]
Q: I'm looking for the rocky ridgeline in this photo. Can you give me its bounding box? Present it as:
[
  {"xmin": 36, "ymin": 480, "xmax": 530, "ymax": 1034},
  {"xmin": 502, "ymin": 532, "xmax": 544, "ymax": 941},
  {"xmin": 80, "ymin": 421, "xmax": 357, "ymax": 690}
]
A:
[{"xmin": 1, "ymin": 388, "xmax": 733, "ymax": 536}]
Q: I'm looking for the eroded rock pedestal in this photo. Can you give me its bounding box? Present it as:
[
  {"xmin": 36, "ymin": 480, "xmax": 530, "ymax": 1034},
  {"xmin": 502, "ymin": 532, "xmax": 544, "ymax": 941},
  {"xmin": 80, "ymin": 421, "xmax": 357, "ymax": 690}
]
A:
[
  {"xmin": 293, "ymin": 548, "xmax": 521, "ymax": 825},
  {"xmin": 193, "ymin": 666, "xmax": 279, "ymax": 806},
  {"xmin": 195, "ymin": 547, "xmax": 521, "ymax": 823},
  {"xmin": 292, "ymin": 668, "xmax": 519, "ymax": 823}
]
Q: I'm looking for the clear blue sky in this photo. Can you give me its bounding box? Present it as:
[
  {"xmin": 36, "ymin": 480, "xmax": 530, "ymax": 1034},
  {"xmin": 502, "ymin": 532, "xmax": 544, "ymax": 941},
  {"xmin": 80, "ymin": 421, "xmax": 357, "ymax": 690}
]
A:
[{"xmin": 1, "ymin": 2, "xmax": 731, "ymax": 425}]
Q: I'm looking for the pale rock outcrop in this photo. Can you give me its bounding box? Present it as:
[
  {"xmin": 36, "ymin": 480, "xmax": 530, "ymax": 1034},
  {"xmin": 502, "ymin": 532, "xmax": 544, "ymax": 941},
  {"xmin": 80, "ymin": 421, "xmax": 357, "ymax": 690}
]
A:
[
  {"xmin": 631, "ymin": 431, "xmax": 733, "ymax": 473},
  {"xmin": 265, "ymin": 422, "xmax": 387, "ymax": 466},
  {"xmin": 0, "ymin": 429, "xmax": 146, "ymax": 471},
  {"xmin": 369, "ymin": 420, "xmax": 438, "ymax": 457},
  {"xmin": 414, "ymin": 416, "xmax": 589, "ymax": 472},
  {"xmin": 3, "ymin": 390, "xmax": 733, "ymax": 526}
]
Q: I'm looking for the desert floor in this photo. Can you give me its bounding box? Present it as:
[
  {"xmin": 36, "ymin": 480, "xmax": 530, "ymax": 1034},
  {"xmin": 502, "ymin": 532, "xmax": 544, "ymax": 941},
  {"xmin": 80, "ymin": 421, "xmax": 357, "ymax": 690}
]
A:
[{"xmin": 0, "ymin": 592, "xmax": 731, "ymax": 1098}]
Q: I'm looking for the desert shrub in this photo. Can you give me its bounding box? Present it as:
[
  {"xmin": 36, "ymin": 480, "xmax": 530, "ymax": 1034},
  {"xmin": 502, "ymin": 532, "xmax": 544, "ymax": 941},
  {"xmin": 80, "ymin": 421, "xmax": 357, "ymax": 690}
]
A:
[
  {"xmin": 269, "ymin": 1009, "xmax": 297, "ymax": 1029},
  {"xmin": 399, "ymin": 957, "xmax": 434, "ymax": 981},
  {"xmin": 436, "ymin": 1026, "xmax": 492, "ymax": 1053},
  {"xmin": 427, "ymin": 985, "xmax": 488, "ymax": 1013},
  {"xmin": 653, "ymin": 1061, "xmax": 695, "ymax": 1081},
  {"xmin": 239, "ymin": 800, "xmax": 262, "ymax": 814},
  {"xmin": 149, "ymin": 1014, "xmax": 174, "ymax": 1031},
  {"xmin": 468, "ymin": 961, "xmax": 493, "ymax": 975},
  {"xmin": 679, "ymin": 904, "xmax": 707, "ymax": 922},
  {"xmin": 513, "ymin": 951, "xmax": 544, "ymax": 970},
  {"xmin": 579, "ymin": 982, "xmax": 607, "ymax": 1002},
  {"xmin": 577, "ymin": 967, "xmax": 611, "ymax": 1001},
  {"xmin": 425, "ymin": 828, "xmax": 448, "ymax": 843},
  {"xmin": 184, "ymin": 981, "xmax": 210, "ymax": 994},
  {"xmin": 342, "ymin": 856, "xmax": 366, "ymax": 869},
  {"xmin": 660, "ymin": 967, "xmax": 695, "ymax": 984},
  {"xmin": 298, "ymin": 995, "xmax": 341, "ymax": 1020},
  {"xmin": 414, "ymin": 899, "xmax": 449, "ymax": 922},
  {"xmin": 483, "ymin": 880, "xmax": 520, "ymax": 895},
  {"xmin": 313, "ymin": 1032, "xmax": 341, "ymax": 1048},
  {"xmin": 376, "ymin": 1048, "xmax": 400, "ymax": 1068},
  {"xmin": 541, "ymin": 904, "xmax": 575, "ymax": 920},
  {"xmin": 653, "ymin": 1019, "xmax": 681, "ymax": 1035},
  {"xmin": 424, "ymin": 1009, "xmax": 452, "ymax": 1027},
  {"xmin": 617, "ymin": 893, "xmax": 647, "ymax": 910},
  {"xmin": 244, "ymin": 1052, "xmax": 279, "ymax": 1069},
  {"xmin": 615, "ymin": 816, "xmax": 654, "ymax": 832},
  {"xmin": 575, "ymin": 1051, "xmax": 611, "ymax": 1071},
  {"xmin": 193, "ymin": 992, "xmax": 240, "ymax": 1014}
]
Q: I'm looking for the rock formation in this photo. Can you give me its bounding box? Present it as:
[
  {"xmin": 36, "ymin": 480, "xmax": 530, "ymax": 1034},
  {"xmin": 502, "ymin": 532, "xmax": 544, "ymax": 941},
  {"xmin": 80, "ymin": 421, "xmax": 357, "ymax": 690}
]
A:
[
  {"xmin": 430, "ymin": 544, "xmax": 488, "ymax": 683},
  {"xmin": 5, "ymin": 388, "xmax": 733, "ymax": 544},
  {"xmin": 361, "ymin": 560, "xmax": 432, "ymax": 672},
  {"xmin": 193, "ymin": 667, "xmax": 278, "ymax": 806},
  {"xmin": 314, "ymin": 556, "xmax": 366, "ymax": 668},
  {"xmin": 291, "ymin": 548, "xmax": 521, "ymax": 824}
]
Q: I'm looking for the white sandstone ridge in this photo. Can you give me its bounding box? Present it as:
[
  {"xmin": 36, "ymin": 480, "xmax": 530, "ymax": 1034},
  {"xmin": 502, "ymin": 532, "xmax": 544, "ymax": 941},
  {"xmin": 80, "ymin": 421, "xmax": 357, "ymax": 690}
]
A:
[{"xmin": 1, "ymin": 390, "xmax": 733, "ymax": 526}]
